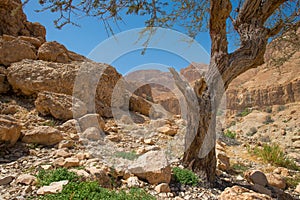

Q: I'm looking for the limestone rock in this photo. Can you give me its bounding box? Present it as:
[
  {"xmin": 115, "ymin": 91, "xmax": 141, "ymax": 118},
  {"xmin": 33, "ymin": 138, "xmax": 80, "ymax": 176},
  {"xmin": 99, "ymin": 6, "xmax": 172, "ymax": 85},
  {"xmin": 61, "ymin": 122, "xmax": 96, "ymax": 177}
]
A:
[
  {"xmin": 216, "ymin": 151, "xmax": 230, "ymax": 171},
  {"xmin": 218, "ymin": 186, "xmax": 272, "ymax": 200},
  {"xmin": 296, "ymin": 183, "xmax": 300, "ymax": 193},
  {"xmin": 35, "ymin": 91, "xmax": 87, "ymax": 120},
  {"xmin": 0, "ymin": 36, "xmax": 37, "ymax": 66},
  {"xmin": 266, "ymin": 173, "xmax": 286, "ymax": 189},
  {"xmin": 82, "ymin": 127, "xmax": 103, "ymax": 141},
  {"xmin": 77, "ymin": 114, "xmax": 105, "ymax": 132},
  {"xmin": 244, "ymin": 170, "xmax": 268, "ymax": 187},
  {"xmin": 7, "ymin": 60, "xmax": 121, "ymax": 118},
  {"xmin": 22, "ymin": 126, "xmax": 63, "ymax": 145},
  {"xmin": 155, "ymin": 183, "xmax": 171, "ymax": 193},
  {"xmin": 36, "ymin": 180, "xmax": 69, "ymax": 195},
  {"xmin": 16, "ymin": 174, "xmax": 37, "ymax": 185},
  {"xmin": 38, "ymin": 41, "xmax": 70, "ymax": 63},
  {"xmin": 157, "ymin": 126, "xmax": 177, "ymax": 136},
  {"xmin": 0, "ymin": 115, "xmax": 22, "ymax": 146},
  {"xmin": 126, "ymin": 176, "xmax": 140, "ymax": 188},
  {"xmin": 128, "ymin": 150, "xmax": 171, "ymax": 184},
  {"xmin": 63, "ymin": 158, "xmax": 80, "ymax": 168},
  {"xmin": 0, "ymin": 0, "xmax": 46, "ymax": 40}
]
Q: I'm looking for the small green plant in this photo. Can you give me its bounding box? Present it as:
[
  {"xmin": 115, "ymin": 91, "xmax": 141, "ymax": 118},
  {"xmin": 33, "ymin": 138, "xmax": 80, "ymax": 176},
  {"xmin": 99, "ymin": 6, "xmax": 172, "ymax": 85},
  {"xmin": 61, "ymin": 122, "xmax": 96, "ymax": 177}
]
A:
[
  {"xmin": 38, "ymin": 181, "xmax": 155, "ymax": 200},
  {"xmin": 263, "ymin": 115, "xmax": 274, "ymax": 124},
  {"xmin": 224, "ymin": 130, "xmax": 236, "ymax": 139},
  {"xmin": 247, "ymin": 127, "xmax": 258, "ymax": 136},
  {"xmin": 36, "ymin": 168, "xmax": 79, "ymax": 186},
  {"xmin": 236, "ymin": 108, "xmax": 252, "ymax": 117},
  {"xmin": 42, "ymin": 119, "xmax": 59, "ymax": 127},
  {"xmin": 173, "ymin": 167, "xmax": 199, "ymax": 186},
  {"xmin": 113, "ymin": 151, "xmax": 139, "ymax": 160},
  {"xmin": 277, "ymin": 105, "xmax": 286, "ymax": 112},
  {"xmin": 265, "ymin": 106, "xmax": 273, "ymax": 113},
  {"xmin": 286, "ymin": 174, "xmax": 300, "ymax": 188},
  {"xmin": 251, "ymin": 143, "xmax": 300, "ymax": 171},
  {"xmin": 231, "ymin": 163, "xmax": 249, "ymax": 174}
]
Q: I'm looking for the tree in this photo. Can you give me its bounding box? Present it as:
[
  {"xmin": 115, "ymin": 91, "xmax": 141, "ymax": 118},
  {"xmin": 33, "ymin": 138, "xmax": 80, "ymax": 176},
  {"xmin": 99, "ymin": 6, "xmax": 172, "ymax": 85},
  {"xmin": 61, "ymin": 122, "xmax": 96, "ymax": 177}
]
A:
[{"xmin": 28, "ymin": 0, "xmax": 300, "ymax": 185}]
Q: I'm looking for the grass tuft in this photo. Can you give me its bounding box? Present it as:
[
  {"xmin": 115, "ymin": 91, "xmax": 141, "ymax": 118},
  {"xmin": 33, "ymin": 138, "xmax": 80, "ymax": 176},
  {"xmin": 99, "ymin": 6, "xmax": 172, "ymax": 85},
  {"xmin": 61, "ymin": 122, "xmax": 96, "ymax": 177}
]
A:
[{"xmin": 172, "ymin": 167, "xmax": 199, "ymax": 186}]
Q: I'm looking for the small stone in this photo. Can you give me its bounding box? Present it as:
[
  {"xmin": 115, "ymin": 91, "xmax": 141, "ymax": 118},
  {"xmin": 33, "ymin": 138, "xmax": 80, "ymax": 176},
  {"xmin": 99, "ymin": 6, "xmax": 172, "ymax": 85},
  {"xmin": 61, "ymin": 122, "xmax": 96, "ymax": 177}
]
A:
[
  {"xmin": 106, "ymin": 134, "xmax": 121, "ymax": 142},
  {"xmin": 244, "ymin": 170, "xmax": 268, "ymax": 186},
  {"xmin": 155, "ymin": 183, "xmax": 171, "ymax": 193},
  {"xmin": 16, "ymin": 174, "xmax": 37, "ymax": 185},
  {"xmin": 126, "ymin": 176, "xmax": 140, "ymax": 188},
  {"xmin": 266, "ymin": 173, "xmax": 286, "ymax": 189},
  {"xmin": 63, "ymin": 157, "xmax": 80, "ymax": 168},
  {"xmin": 82, "ymin": 127, "xmax": 102, "ymax": 141},
  {"xmin": 69, "ymin": 169, "xmax": 89, "ymax": 179},
  {"xmin": 55, "ymin": 149, "xmax": 71, "ymax": 158},
  {"xmin": 157, "ymin": 126, "xmax": 177, "ymax": 136},
  {"xmin": 0, "ymin": 176, "xmax": 14, "ymax": 185},
  {"xmin": 36, "ymin": 180, "xmax": 69, "ymax": 195},
  {"xmin": 58, "ymin": 140, "xmax": 74, "ymax": 149},
  {"xmin": 295, "ymin": 183, "xmax": 300, "ymax": 193},
  {"xmin": 144, "ymin": 138, "xmax": 155, "ymax": 145}
]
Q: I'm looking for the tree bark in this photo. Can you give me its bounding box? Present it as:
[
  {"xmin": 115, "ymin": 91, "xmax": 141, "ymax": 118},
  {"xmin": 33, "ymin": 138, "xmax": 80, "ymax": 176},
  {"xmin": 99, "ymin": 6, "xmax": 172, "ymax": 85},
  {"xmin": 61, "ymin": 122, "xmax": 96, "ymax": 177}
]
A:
[{"xmin": 171, "ymin": 0, "xmax": 288, "ymax": 185}]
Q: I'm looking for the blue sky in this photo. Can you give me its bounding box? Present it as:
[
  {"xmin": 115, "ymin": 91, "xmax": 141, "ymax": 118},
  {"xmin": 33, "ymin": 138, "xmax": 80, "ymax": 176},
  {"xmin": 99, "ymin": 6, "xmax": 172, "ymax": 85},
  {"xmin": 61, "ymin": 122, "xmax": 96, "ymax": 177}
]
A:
[{"xmin": 23, "ymin": 1, "xmax": 211, "ymax": 74}]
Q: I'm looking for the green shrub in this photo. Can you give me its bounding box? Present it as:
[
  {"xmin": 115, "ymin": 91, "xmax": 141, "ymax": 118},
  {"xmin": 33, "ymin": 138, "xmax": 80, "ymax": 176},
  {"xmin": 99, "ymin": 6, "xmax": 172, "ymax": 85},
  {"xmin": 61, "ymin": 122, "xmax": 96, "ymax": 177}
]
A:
[
  {"xmin": 252, "ymin": 144, "xmax": 300, "ymax": 171},
  {"xmin": 36, "ymin": 168, "xmax": 79, "ymax": 186},
  {"xmin": 286, "ymin": 174, "xmax": 300, "ymax": 188},
  {"xmin": 231, "ymin": 163, "xmax": 249, "ymax": 174},
  {"xmin": 263, "ymin": 115, "xmax": 274, "ymax": 124},
  {"xmin": 38, "ymin": 181, "xmax": 155, "ymax": 200},
  {"xmin": 265, "ymin": 106, "xmax": 273, "ymax": 113},
  {"xmin": 224, "ymin": 130, "xmax": 236, "ymax": 139},
  {"xmin": 277, "ymin": 105, "xmax": 286, "ymax": 112},
  {"xmin": 113, "ymin": 151, "xmax": 139, "ymax": 160},
  {"xmin": 173, "ymin": 167, "xmax": 199, "ymax": 186},
  {"xmin": 236, "ymin": 108, "xmax": 251, "ymax": 117}
]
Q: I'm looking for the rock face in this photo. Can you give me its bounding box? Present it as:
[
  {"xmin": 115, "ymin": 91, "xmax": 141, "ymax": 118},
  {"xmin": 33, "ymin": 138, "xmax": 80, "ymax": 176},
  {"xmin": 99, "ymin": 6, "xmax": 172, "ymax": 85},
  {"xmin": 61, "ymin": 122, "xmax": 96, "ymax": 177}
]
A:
[
  {"xmin": 35, "ymin": 91, "xmax": 87, "ymax": 120},
  {"xmin": 0, "ymin": 115, "xmax": 22, "ymax": 146},
  {"xmin": 128, "ymin": 151, "xmax": 171, "ymax": 184},
  {"xmin": 0, "ymin": 35, "xmax": 37, "ymax": 66},
  {"xmin": 7, "ymin": 60, "xmax": 122, "ymax": 117},
  {"xmin": 22, "ymin": 126, "xmax": 63, "ymax": 145},
  {"xmin": 219, "ymin": 186, "xmax": 272, "ymax": 200},
  {"xmin": 0, "ymin": 0, "xmax": 46, "ymax": 40}
]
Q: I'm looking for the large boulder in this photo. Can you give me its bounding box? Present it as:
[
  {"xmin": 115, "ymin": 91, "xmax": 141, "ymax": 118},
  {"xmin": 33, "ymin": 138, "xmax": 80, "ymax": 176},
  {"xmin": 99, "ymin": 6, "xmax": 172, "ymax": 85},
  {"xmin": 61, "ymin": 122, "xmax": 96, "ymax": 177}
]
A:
[
  {"xmin": 0, "ymin": 0, "xmax": 46, "ymax": 39},
  {"xmin": 22, "ymin": 126, "xmax": 63, "ymax": 145},
  {"xmin": 0, "ymin": 115, "xmax": 22, "ymax": 146},
  {"xmin": 37, "ymin": 41, "xmax": 85, "ymax": 63},
  {"xmin": 7, "ymin": 59, "xmax": 122, "ymax": 117},
  {"xmin": 0, "ymin": 35, "xmax": 37, "ymax": 66},
  {"xmin": 128, "ymin": 150, "xmax": 171, "ymax": 184},
  {"xmin": 218, "ymin": 186, "xmax": 272, "ymax": 200},
  {"xmin": 35, "ymin": 91, "xmax": 87, "ymax": 120}
]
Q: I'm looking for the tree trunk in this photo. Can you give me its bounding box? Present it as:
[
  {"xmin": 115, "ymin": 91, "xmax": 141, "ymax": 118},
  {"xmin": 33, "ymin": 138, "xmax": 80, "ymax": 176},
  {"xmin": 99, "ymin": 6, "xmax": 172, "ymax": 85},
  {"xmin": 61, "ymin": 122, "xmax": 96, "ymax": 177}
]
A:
[{"xmin": 171, "ymin": 0, "xmax": 289, "ymax": 186}]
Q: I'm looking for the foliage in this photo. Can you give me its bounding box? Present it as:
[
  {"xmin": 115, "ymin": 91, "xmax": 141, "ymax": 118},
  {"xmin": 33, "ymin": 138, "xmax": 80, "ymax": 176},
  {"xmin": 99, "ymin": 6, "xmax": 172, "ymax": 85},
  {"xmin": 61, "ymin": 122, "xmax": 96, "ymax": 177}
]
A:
[
  {"xmin": 277, "ymin": 105, "xmax": 286, "ymax": 112},
  {"xmin": 172, "ymin": 167, "xmax": 199, "ymax": 186},
  {"xmin": 263, "ymin": 115, "xmax": 274, "ymax": 125},
  {"xmin": 224, "ymin": 130, "xmax": 236, "ymax": 139},
  {"xmin": 231, "ymin": 163, "xmax": 249, "ymax": 174},
  {"xmin": 286, "ymin": 174, "xmax": 300, "ymax": 188},
  {"xmin": 36, "ymin": 168, "xmax": 79, "ymax": 186},
  {"xmin": 265, "ymin": 106, "xmax": 273, "ymax": 113},
  {"xmin": 36, "ymin": 168, "xmax": 155, "ymax": 199},
  {"xmin": 113, "ymin": 151, "xmax": 139, "ymax": 161},
  {"xmin": 38, "ymin": 181, "xmax": 155, "ymax": 200},
  {"xmin": 251, "ymin": 143, "xmax": 300, "ymax": 171},
  {"xmin": 246, "ymin": 127, "xmax": 257, "ymax": 136},
  {"xmin": 236, "ymin": 108, "xmax": 252, "ymax": 117}
]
